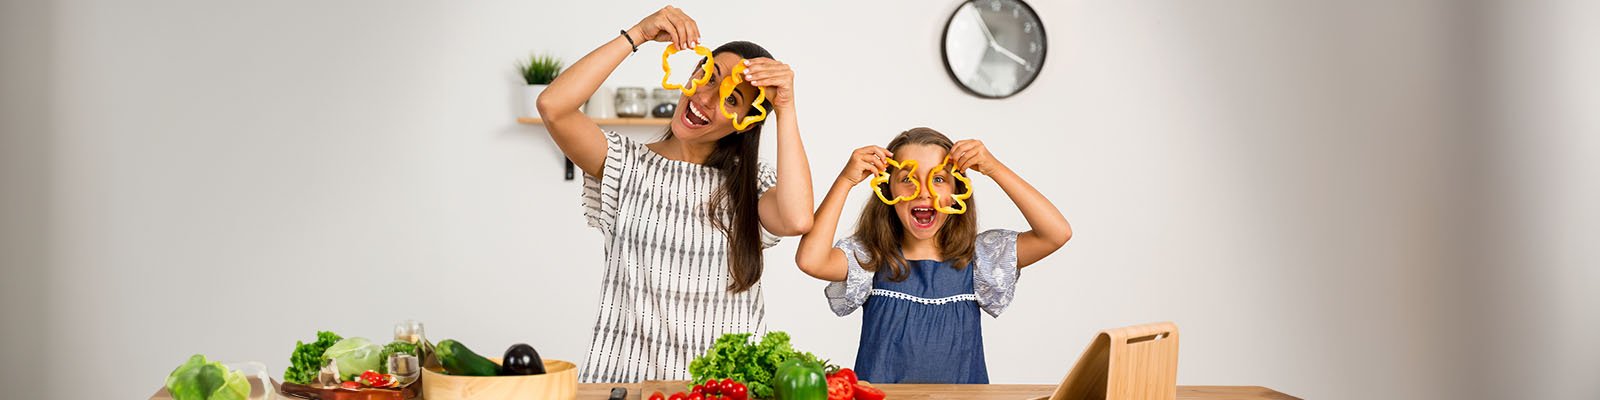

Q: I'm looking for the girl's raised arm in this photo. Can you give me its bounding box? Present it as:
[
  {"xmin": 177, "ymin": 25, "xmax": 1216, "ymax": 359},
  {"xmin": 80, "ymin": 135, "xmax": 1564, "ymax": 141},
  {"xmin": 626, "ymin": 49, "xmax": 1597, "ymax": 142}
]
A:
[
  {"xmin": 950, "ymin": 139, "xmax": 1072, "ymax": 268},
  {"xmin": 796, "ymin": 146, "xmax": 892, "ymax": 281}
]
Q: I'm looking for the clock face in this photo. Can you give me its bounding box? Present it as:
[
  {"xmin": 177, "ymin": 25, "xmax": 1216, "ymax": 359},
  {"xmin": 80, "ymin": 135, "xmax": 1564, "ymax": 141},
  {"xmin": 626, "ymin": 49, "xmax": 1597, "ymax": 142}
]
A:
[{"xmin": 942, "ymin": 0, "xmax": 1047, "ymax": 99}]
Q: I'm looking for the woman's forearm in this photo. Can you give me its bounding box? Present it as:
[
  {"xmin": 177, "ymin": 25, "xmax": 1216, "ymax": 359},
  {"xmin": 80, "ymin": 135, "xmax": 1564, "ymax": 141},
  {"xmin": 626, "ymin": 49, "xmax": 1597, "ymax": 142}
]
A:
[
  {"xmin": 766, "ymin": 105, "xmax": 815, "ymax": 235},
  {"xmin": 535, "ymin": 30, "xmax": 639, "ymax": 177}
]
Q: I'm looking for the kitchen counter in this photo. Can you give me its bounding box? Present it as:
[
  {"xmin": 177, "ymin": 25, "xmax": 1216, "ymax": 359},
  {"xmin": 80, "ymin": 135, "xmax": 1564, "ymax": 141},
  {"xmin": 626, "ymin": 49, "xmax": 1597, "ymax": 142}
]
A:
[
  {"xmin": 153, "ymin": 381, "xmax": 1300, "ymax": 399},
  {"xmin": 585, "ymin": 381, "xmax": 1300, "ymax": 400}
]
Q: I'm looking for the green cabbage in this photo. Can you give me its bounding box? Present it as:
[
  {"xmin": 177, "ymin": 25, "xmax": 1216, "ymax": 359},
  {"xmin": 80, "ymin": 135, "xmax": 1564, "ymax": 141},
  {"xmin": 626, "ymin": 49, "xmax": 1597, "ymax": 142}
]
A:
[
  {"xmin": 165, "ymin": 354, "xmax": 250, "ymax": 400},
  {"xmin": 323, "ymin": 337, "xmax": 383, "ymax": 380}
]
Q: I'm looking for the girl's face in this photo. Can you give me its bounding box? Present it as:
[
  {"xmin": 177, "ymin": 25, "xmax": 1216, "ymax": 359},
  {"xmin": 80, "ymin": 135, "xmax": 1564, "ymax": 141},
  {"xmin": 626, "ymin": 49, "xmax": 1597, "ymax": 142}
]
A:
[
  {"xmin": 889, "ymin": 144, "xmax": 959, "ymax": 240},
  {"xmin": 669, "ymin": 52, "xmax": 762, "ymax": 143}
]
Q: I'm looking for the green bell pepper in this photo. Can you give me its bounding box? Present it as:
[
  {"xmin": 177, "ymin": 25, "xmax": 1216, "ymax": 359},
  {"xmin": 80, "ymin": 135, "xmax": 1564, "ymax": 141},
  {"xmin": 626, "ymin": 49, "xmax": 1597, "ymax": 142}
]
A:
[{"xmin": 774, "ymin": 358, "xmax": 828, "ymax": 400}]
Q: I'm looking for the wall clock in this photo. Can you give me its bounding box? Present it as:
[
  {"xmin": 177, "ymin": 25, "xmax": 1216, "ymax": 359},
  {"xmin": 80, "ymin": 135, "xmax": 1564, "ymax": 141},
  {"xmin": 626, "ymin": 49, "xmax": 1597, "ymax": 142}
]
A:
[{"xmin": 942, "ymin": 0, "xmax": 1047, "ymax": 99}]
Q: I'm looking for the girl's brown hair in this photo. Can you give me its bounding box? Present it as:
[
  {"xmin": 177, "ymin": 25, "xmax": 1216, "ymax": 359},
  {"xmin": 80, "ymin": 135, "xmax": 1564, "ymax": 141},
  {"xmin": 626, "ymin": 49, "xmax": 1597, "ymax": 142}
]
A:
[{"xmin": 851, "ymin": 127, "xmax": 978, "ymax": 282}]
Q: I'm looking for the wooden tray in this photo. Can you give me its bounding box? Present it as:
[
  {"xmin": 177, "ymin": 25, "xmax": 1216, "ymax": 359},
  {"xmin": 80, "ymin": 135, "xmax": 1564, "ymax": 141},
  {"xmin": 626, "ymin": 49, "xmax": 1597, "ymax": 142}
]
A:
[{"xmin": 278, "ymin": 379, "xmax": 420, "ymax": 400}]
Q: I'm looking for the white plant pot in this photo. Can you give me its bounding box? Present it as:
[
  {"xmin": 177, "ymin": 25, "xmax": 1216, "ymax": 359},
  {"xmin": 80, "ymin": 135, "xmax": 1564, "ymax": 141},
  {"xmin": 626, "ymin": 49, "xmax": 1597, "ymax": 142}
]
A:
[{"xmin": 522, "ymin": 84, "xmax": 548, "ymax": 118}]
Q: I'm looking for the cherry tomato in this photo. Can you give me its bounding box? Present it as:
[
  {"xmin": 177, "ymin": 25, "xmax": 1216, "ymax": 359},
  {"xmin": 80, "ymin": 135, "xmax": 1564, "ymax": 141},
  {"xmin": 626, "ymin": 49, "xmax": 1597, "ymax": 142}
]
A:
[
  {"xmin": 692, "ymin": 384, "xmax": 705, "ymax": 395},
  {"xmin": 723, "ymin": 381, "xmax": 748, "ymax": 400},
  {"xmin": 649, "ymin": 392, "xmax": 666, "ymax": 400},
  {"xmin": 853, "ymin": 384, "xmax": 886, "ymax": 400},
  {"xmin": 705, "ymin": 379, "xmax": 722, "ymax": 395},
  {"xmin": 686, "ymin": 393, "xmax": 704, "ymax": 400},
  {"xmin": 668, "ymin": 393, "xmax": 687, "ymax": 400}
]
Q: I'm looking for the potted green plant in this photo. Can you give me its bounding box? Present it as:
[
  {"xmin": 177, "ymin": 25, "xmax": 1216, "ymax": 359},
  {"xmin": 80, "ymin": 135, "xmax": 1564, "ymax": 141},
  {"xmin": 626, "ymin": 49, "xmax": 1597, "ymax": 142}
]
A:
[{"xmin": 518, "ymin": 53, "xmax": 563, "ymax": 118}]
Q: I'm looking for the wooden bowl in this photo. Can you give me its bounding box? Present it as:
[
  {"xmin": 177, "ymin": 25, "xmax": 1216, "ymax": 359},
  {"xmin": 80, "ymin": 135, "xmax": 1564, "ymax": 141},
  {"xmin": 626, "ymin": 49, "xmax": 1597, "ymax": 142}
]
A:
[{"xmin": 420, "ymin": 358, "xmax": 577, "ymax": 400}]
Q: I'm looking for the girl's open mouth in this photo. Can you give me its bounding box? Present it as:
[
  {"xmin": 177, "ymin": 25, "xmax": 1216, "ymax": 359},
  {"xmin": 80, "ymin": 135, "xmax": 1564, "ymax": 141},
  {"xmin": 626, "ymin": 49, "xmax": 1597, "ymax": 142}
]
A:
[
  {"xmin": 910, "ymin": 206, "xmax": 937, "ymax": 229},
  {"xmin": 682, "ymin": 102, "xmax": 711, "ymax": 128}
]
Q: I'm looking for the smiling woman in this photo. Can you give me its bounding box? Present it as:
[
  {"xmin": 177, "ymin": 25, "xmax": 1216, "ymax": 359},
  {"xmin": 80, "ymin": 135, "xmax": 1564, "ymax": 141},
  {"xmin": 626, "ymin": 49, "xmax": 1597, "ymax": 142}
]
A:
[{"xmin": 532, "ymin": 5, "xmax": 815, "ymax": 383}]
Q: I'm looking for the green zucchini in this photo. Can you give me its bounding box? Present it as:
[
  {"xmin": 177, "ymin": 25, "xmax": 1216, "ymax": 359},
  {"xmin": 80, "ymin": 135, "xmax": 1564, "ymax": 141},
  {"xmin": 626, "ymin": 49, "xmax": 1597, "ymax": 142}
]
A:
[{"xmin": 435, "ymin": 339, "xmax": 499, "ymax": 376}]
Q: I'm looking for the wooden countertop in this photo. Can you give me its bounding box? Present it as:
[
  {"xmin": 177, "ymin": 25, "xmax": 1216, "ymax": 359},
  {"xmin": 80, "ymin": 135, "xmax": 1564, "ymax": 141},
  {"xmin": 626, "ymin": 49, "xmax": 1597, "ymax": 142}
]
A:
[
  {"xmin": 583, "ymin": 381, "xmax": 1300, "ymax": 400},
  {"xmin": 153, "ymin": 381, "xmax": 1300, "ymax": 400}
]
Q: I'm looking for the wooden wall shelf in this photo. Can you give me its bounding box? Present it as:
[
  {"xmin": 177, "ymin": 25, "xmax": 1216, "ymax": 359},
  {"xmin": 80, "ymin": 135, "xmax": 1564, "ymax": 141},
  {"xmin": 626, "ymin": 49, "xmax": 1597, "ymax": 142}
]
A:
[
  {"xmin": 517, "ymin": 117, "xmax": 670, "ymax": 126},
  {"xmin": 518, "ymin": 117, "xmax": 670, "ymax": 181}
]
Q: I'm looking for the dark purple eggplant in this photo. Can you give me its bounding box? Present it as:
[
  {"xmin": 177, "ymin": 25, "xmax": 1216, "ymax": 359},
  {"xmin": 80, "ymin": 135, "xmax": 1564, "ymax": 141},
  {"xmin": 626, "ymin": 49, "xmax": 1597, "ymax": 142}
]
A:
[{"xmin": 500, "ymin": 343, "xmax": 546, "ymax": 376}]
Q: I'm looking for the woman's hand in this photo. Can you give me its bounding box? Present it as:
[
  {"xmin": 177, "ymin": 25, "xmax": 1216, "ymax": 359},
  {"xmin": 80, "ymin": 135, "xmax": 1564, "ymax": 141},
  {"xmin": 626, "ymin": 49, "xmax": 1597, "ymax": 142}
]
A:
[
  {"xmin": 628, "ymin": 5, "xmax": 700, "ymax": 51},
  {"xmin": 741, "ymin": 58, "xmax": 796, "ymax": 109},
  {"xmin": 949, "ymin": 139, "xmax": 1006, "ymax": 175},
  {"xmin": 839, "ymin": 146, "xmax": 892, "ymax": 186}
]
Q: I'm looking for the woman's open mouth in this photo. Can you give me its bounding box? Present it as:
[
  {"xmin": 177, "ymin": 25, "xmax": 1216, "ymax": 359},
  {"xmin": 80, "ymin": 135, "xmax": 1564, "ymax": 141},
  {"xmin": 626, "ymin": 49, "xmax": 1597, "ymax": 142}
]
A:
[
  {"xmin": 910, "ymin": 206, "xmax": 937, "ymax": 229},
  {"xmin": 682, "ymin": 101, "xmax": 711, "ymax": 128}
]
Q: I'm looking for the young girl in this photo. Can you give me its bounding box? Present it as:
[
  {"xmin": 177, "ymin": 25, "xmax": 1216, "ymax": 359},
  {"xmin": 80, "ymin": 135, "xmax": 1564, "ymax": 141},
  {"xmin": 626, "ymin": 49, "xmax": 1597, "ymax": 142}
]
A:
[{"xmin": 795, "ymin": 127, "xmax": 1071, "ymax": 384}]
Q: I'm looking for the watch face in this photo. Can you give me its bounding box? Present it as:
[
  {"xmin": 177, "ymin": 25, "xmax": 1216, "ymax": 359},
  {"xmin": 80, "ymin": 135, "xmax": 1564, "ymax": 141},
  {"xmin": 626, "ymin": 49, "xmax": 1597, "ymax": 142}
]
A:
[{"xmin": 942, "ymin": 0, "xmax": 1047, "ymax": 99}]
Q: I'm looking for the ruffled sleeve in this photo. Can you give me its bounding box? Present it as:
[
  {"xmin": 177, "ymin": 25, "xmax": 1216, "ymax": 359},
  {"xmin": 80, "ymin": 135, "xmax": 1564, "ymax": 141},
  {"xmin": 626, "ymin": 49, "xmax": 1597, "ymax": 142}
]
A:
[
  {"xmin": 823, "ymin": 236, "xmax": 875, "ymax": 316},
  {"xmin": 581, "ymin": 131, "xmax": 638, "ymax": 237},
  {"xmin": 757, "ymin": 161, "xmax": 781, "ymax": 248},
  {"xmin": 973, "ymin": 229, "xmax": 1021, "ymax": 317}
]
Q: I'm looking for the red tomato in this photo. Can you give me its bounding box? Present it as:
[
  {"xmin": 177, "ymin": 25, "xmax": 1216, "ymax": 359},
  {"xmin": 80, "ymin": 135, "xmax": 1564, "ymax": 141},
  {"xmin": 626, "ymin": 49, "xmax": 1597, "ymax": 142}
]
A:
[
  {"xmin": 692, "ymin": 384, "xmax": 706, "ymax": 395},
  {"xmin": 829, "ymin": 368, "xmax": 859, "ymax": 386},
  {"xmin": 704, "ymin": 379, "xmax": 722, "ymax": 395},
  {"xmin": 723, "ymin": 381, "xmax": 748, "ymax": 400},
  {"xmin": 686, "ymin": 393, "xmax": 704, "ymax": 400},
  {"xmin": 649, "ymin": 392, "xmax": 666, "ymax": 400},
  {"xmin": 827, "ymin": 375, "xmax": 855, "ymax": 400},
  {"xmin": 668, "ymin": 393, "xmax": 687, "ymax": 400},
  {"xmin": 853, "ymin": 384, "xmax": 886, "ymax": 400}
]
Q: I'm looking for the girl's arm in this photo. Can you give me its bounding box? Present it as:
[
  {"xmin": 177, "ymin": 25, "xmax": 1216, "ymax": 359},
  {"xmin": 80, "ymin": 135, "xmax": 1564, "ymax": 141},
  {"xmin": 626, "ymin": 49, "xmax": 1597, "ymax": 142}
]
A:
[
  {"xmin": 950, "ymin": 139, "xmax": 1072, "ymax": 268},
  {"xmin": 796, "ymin": 146, "xmax": 892, "ymax": 281},
  {"xmin": 536, "ymin": 6, "xmax": 701, "ymax": 178},
  {"xmin": 748, "ymin": 59, "xmax": 815, "ymax": 236}
]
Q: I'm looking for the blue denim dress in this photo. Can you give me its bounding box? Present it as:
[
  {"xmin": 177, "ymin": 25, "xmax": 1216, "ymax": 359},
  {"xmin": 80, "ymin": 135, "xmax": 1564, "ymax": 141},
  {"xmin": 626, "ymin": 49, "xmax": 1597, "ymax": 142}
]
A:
[{"xmin": 825, "ymin": 230, "xmax": 1021, "ymax": 384}]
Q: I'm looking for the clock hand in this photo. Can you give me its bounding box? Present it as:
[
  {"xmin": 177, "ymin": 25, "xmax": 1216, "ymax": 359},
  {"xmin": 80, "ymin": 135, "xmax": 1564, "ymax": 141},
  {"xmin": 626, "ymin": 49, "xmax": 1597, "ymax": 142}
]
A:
[
  {"xmin": 990, "ymin": 41, "xmax": 1029, "ymax": 67},
  {"xmin": 966, "ymin": 7, "xmax": 1029, "ymax": 68},
  {"xmin": 968, "ymin": 7, "xmax": 1001, "ymax": 47}
]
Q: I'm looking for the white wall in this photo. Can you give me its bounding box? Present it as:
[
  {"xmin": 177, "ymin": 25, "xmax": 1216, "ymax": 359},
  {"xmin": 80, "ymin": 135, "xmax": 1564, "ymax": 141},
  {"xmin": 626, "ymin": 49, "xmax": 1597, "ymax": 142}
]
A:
[{"xmin": 8, "ymin": 1, "xmax": 1588, "ymax": 399}]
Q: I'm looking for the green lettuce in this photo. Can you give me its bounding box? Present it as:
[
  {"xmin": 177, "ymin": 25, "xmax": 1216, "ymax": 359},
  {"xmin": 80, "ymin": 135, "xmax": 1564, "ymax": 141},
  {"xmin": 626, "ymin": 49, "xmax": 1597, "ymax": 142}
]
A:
[
  {"xmin": 165, "ymin": 354, "xmax": 250, "ymax": 400},
  {"xmin": 323, "ymin": 337, "xmax": 383, "ymax": 380}
]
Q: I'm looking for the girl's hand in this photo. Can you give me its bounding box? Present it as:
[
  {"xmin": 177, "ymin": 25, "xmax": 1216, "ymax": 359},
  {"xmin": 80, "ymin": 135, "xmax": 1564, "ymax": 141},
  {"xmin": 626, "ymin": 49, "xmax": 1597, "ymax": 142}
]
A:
[
  {"xmin": 741, "ymin": 58, "xmax": 796, "ymax": 109},
  {"xmin": 950, "ymin": 139, "xmax": 1005, "ymax": 175},
  {"xmin": 629, "ymin": 5, "xmax": 700, "ymax": 51},
  {"xmin": 839, "ymin": 146, "xmax": 892, "ymax": 186}
]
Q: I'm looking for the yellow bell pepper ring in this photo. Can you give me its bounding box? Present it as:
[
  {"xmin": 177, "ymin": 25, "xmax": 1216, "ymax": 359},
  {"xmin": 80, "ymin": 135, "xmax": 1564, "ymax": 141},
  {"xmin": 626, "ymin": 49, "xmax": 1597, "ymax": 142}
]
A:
[
  {"xmin": 719, "ymin": 62, "xmax": 770, "ymax": 131},
  {"xmin": 661, "ymin": 45, "xmax": 715, "ymax": 95},
  {"xmin": 870, "ymin": 158, "xmax": 921, "ymax": 205},
  {"xmin": 928, "ymin": 157, "xmax": 974, "ymax": 214}
]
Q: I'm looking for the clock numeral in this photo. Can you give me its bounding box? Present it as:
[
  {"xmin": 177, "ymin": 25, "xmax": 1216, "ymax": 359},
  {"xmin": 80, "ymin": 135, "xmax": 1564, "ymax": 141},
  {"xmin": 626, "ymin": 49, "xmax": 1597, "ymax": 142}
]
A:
[
  {"xmin": 990, "ymin": 0, "xmax": 1002, "ymax": 12},
  {"xmin": 1024, "ymin": 21, "xmax": 1034, "ymax": 33},
  {"xmin": 1029, "ymin": 41, "xmax": 1040, "ymax": 53}
]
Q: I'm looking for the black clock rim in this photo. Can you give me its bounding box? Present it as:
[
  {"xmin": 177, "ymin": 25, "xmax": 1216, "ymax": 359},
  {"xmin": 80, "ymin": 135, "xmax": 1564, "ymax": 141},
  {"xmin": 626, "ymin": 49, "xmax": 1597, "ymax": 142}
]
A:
[{"xmin": 940, "ymin": 0, "xmax": 1047, "ymax": 100}]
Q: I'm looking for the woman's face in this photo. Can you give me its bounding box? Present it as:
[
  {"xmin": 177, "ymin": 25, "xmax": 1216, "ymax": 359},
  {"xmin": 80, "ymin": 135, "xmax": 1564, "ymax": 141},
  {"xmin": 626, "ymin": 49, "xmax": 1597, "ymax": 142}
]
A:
[
  {"xmin": 889, "ymin": 144, "xmax": 958, "ymax": 241},
  {"xmin": 670, "ymin": 52, "xmax": 761, "ymax": 143}
]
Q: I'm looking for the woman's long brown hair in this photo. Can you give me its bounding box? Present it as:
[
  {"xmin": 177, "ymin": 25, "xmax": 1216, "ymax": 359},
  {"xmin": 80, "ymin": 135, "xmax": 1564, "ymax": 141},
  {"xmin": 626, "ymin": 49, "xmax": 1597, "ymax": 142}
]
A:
[
  {"xmin": 851, "ymin": 127, "xmax": 979, "ymax": 282},
  {"xmin": 659, "ymin": 41, "xmax": 774, "ymax": 293}
]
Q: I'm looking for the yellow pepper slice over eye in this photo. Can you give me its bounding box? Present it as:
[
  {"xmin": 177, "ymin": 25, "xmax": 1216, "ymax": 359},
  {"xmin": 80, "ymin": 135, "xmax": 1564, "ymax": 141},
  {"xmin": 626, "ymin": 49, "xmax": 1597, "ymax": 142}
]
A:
[
  {"xmin": 928, "ymin": 157, "xmax": 973, "ymax": 214},
  {"xmin": 718, "ymin": 62, "xmax": 769, "ymax": 131},
  {"xmin": 870, "ymin": 158, "xmax": 921, "ymax": 205},
  {"xmin": 661, "ymin": 45, "xmax": 715, "ymax": 95}
]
